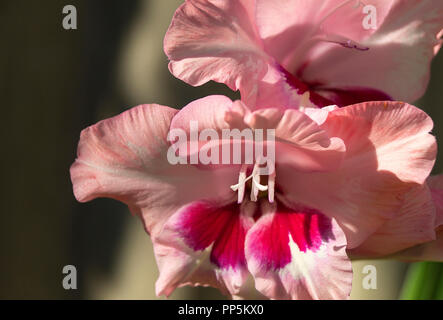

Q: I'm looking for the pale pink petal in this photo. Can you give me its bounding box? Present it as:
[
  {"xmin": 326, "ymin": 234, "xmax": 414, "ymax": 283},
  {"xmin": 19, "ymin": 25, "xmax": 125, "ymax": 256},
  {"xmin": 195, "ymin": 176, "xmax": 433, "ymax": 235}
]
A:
[
  {"xmin": 256, "ymin": 0, "xmax": 393, "ymax": 66},
  {"xmin": 354, "ymin": 175, "xmax": 442, "ymax": 259},
  {"xmin": 435, "ymin": 29, "xmax": 443, "ymax": 55},
  {"xmin": 164, "ymin": 0, "xmax": 267, "ymax": 102},
  {"xmin": 428, "ymin": 174, "xmax": 443, "ymax": 227},
  {"xmin": 301, "ymin": 0, "xmax": 443, "ymax": 102},
  {"xmin": 255, "ymin": 0, "xmax": 393, "ymax": 107},
  {"xmin": 323, "ymin": 101, "xmax": 437, "ymax": 184},
  {"xmin": 164, "ymin": 0, "xmax": 319, "ymax": 109},
  {"xmin": 171, "ymin": 98, "xmax": 345, "ymax": 172},
  {"xmin": 303, "ymin": 105, "xmax": 339, "ymax": 126},
  {"xmin": 247, "ymin": 63, "xmax": 319, "ymax": 109},
  {"xmin": 166, "ymin": 1, "xmax": 442, "ymax": 107},
  {"xmin": 349, "ymin": 184, "xmax": 437, "ymax": 257},
  {"xmin": 154, "ymin": 236, "xmax": 225, "ymax": 297},
  {"xmin": 248, "ymin": 108, "xmax": 346, "ymax": 171},
  {"xmin": 170, "ymin": 95, "xmax": 233, "ymax": 133},
  {"xmin": 70, "ymin": 104, "xmax": 237, "ymax": 237},
  {"xmin": 392, "ymin": 230, "xmax": 443, "ymax": 262},
  {"xmin": 154, "ymin": 200, "xmax": 254, "ymax": 297},
  {"xmin": 169, "ymin": 97, "xmax": 254, "ymax": 168},
  {"xmin": 278, "ymin": 101, "xmax": 437, "ymax": 248},
  {"xmin": 245, "ymin": 201, "xmax": 352, "ymax": 300}
]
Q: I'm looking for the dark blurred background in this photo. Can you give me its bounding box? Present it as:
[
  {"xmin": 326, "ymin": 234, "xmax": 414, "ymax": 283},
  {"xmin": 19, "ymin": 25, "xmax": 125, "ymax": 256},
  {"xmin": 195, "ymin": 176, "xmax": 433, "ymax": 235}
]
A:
[{"xmin": 0, "ymin": 0, "xmax": 441, "ymax": 299}]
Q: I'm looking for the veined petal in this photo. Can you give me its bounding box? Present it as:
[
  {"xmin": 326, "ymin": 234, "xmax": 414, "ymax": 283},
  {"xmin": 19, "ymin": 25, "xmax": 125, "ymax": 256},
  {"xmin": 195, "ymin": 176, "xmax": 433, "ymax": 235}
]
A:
[
  {"xmin": 171, "ymin": 98, "xmax": 345, "ymax": 172},
  {"xmin": 428, "ymin": 174, "xmax": 443, "ymax": 227},
  {"xmin": 164, "ymin": 0, "xmax": 313, "ymax": 109},
  {"xmin": 349, "ymin": 184, "xmax": 437, "ymax": 257},
  {"xmin": 249, "ymin": 108, "xmax": 331, "ymax": 146},
  {"xmin": 154, "ymin": 201, "xmax": 254, "ymax": 297},
  {"xmin": 353, "ymin": 175, "xmax": 443, "ymax": 260},
  {"xmin": 245, "ymin": 201, "xmax": 352, "ymax": 300},
  {"xmin": 164, "ymin": 0, "xmax": 267, "ymax": 102},
  {"xmin": 170, "ymin": 95, "xmax": 233, "ymax": 133},
  {"xmin": 256, "ymin": 0, "xmax": 393, "ymax": 66},
  {"xmin": 279, "ymin": 101, "xmax": 437, "ymax": 248},
  {"xmin": 249, "ymin": 108, "xmax": 346, "ymax": 171},
  {"xmin": 301, "ymin": 0, "xmax": 443, "ymax": 102},
  {"xmin": 392, "ymin": 230, "xmax": 443, "ymax": 262},
  {"xmin": 323, "ymin": 101, "xmax": 436, "ymax": 185},
  {"xmin": 70, "ymin": 104, "xmax": 237, "ymax": 238}
]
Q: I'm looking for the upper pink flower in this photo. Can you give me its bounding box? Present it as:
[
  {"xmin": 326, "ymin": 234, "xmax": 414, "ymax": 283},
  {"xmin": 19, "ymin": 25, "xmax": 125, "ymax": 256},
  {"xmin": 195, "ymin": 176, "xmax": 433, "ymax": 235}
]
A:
[
  {"xmin": 164, "ymin": 0, "xmax": 443, "ymax": 109},
  {"xmin": 71, "ymin": 96, "xmax": 438, "ymax": 299}
]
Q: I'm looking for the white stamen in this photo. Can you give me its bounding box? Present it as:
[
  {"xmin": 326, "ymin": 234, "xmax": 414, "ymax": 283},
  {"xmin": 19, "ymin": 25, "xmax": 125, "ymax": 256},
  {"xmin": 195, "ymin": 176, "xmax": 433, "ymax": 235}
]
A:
[
  {"xmin": 268, "ymin": 171, "xmax": 275, "ymax": 203},
  {"xmin": 230, "ymin": 163, "xmax": 270, "ymax": 203},
  {"xmin": 230, "ymin": 165, "xmax": 248, "ymax": 203}
]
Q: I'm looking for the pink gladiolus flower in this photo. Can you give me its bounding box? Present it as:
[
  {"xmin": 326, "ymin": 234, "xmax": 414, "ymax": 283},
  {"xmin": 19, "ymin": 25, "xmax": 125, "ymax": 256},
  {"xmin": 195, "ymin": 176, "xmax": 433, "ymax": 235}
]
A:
[
  {"xmin": 164, "ymin": 0, "xmax": 443, "ymax": 109},
  {"xmin": 70, "ymin": 96, "xmax": 438, "ymax": 299}
]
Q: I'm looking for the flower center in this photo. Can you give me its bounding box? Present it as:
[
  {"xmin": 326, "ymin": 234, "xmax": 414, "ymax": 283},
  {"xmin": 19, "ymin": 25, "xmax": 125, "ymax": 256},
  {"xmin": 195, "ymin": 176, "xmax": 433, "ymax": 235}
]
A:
[{"xmin": 230, "ymin": 163, "xmax": 276, "ymax": 204}]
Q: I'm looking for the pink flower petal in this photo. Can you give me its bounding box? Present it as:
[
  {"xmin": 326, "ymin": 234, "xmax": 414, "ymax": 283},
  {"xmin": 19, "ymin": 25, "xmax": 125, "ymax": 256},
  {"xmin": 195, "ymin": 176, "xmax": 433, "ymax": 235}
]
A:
[
  {"xmin": 349, "ymin": 184, "xmax": 437, "ymax": 257},
  {"xmin": 164, "ymin": 0, "xmax": 268, "ymax": 104},
  {"xmin": 353, "ymin": 175, "xmax": 443, "ymax": 260},
  {"xmin": 170, "ymin": 95, "xmax": 233, "ymax": 133},
  {"xmin": 171, "ymin": 97, "xmax": 345, "ymax": 172},
  {"xmin": 392, "ymin": 230, "xmax": 443, "ymax": 262},
  {"xmin": 70, "ymin": 104, "xmax": 238, "ymax": 237},
  {"xmin": 166, "ymin": 0, "xmax": 442, "ymax": 107},
  {"xmin": 164, "ymin": 0, "xmax": 318, "ymax": 109},
  {"xmin": 154, "ymin": 200, "xmax": 254, "ymax": 297},
  {"xmin": 278, "ymin": 101, "xmax": 437, "ymax": 248},
  {"xmin": 428, "ymin": 174, "xmax": 443, "ymax": 228},
  {"xmin": 248, "ymin": 108, "xmax": 346, "ymax": 171},
  {"xmin": 256, "ymin": 0, "xmax": 393, "ymax": 66},
  {"xmin": 245, "ymin": 201, "xmax": 352, "ymax": 300},
  {"xmin": 323, "ymin": 101, "xmax": 437, "ymax": 185},
  {"xmin": 300, "ymin": 0, "xmax": 443, "ymax": 102}
]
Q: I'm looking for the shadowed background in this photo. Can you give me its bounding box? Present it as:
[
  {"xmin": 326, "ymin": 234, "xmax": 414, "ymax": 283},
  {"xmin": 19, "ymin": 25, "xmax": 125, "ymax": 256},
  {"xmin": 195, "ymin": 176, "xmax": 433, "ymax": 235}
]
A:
[{"xmin": 0, "ymin": 0, "xmax": 441, "ymax": 299}]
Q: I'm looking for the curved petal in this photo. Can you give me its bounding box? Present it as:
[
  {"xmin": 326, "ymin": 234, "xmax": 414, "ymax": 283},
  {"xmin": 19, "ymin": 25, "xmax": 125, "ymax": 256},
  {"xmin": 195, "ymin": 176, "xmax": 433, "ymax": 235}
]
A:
[
  {"xmin": 428, "ymin": 174, "xmax": 443, "ymax": 227},
  {"xmin": 164, "ymin": 0, "xmax": 266, "ymax": 100},
  {"xmin": 169, "ymin": 97, "xmax": 253, "ymax": 168},
  {"xmin": 392, "ymin": 230, "xmax": 443, "ymax": 262},
  {"xmin": 361, "ymin": 175, "xmax": 443, "ymax": 260},
  {"xmin": 301, "ymin": 0, "xmax": 443, "ymax": 102},
  {"xmin": 154, "ymin": 200, "xmax": 254, "ymax": 297},
  {"xmin": 166, "ymin": 1, "xmax": 442, "ymax": 107},
  {"xmin": 170, "ymin": 95, "xmax": 233, "ymax": 133},
  {"xmin": 302, "ymin": 105, "xmax": 339, "ymax": 126},
  {"xmin": 245, "ymin": 200, "xmax": 352, "ymax": 300},
  {"xmin": 70, "ymin": 104, "xmax": 238, "ymax": 237},
  {"xmin": 256, "ymin": 0, "xmax": 393, "ymax": 66},
  {"xmin": 249, "ymin": 108, "xmax": 331, "ymax": 146},
  {"xmin": 323, "ymin": 101, "xmax": 436, "ymax": 185},
  {"xmin": 349, "ymin": 184, "xmax": 437, "ymax": 257},
  {"xmin": 249, "ymin": 108, "xmax": 346, "ymax": 171},
  {"xmin": 171, "ymin": 99, "xmax": 345, "ymax": 172},
  {"xmin": 164, "ymin": 0, "xmax": 313, "ymax": 109},
  {"xmin": 279, "ymin": 101, "xmax": 437, "ymax": 248}
]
